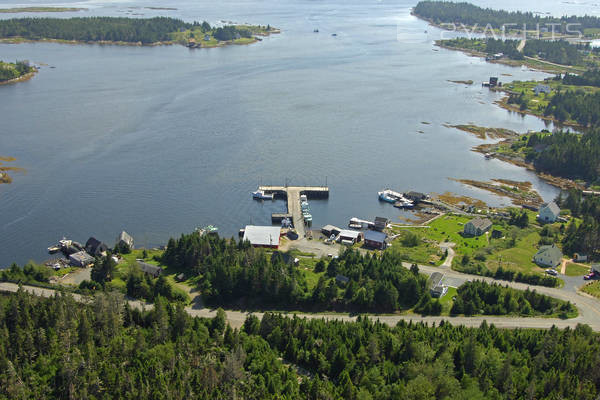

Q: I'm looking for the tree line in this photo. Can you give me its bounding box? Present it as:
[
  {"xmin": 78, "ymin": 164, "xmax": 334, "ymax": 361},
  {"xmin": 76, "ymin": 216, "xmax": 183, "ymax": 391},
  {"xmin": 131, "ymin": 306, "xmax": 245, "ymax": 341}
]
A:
[
  {"xmin": 0, "ymin": 17, "xmax": 192, "ymax": 44},
  {"xmin": 2, "ymin": 289, "xmax": 598, "ymax": 399},
  {"xmin": 558, "ymin": 189, "xmax": 600, "ymax": 259},
  {"xmin": 414, "ymin": 1, "xmax": 600, "ymax": 32},
  {"xmin": 524, "ymin": 129, "xmax": 600, "ymax": 183}
]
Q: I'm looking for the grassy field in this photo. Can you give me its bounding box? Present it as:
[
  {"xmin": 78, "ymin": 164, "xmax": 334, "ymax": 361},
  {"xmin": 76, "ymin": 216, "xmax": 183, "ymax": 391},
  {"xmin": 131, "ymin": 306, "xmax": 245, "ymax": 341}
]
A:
[
  {"xmin": 439, "ymin": 286, "xmax": 457, "ymax": 315},
  {"xmin": 116, "ymin": 249, "xmax": 191, "ymax": 302},
  {"xmin": 581, "ymin": 281, "xmax": 600, "ymax": 299},
  {"xmin": 388, "ymin": 232, "xmax": 444, "ymax": 266},
  {"xmin": 485, "ymin": 230, "xmax": 544, "ymax": 274},
  {"xmin": 501, "ymin": 79, "xmax": 600, "ymax": 125},
  {"xmin": 565, "ymin": 263, "xmax": 590, "ymax": 277},
  {"xmin": 421, "ymin": 215, "xmax": 495, "ymax": 256},
  {"xmin": 170, "ymin": 25, "xmax": 272, "ymax": 47}
]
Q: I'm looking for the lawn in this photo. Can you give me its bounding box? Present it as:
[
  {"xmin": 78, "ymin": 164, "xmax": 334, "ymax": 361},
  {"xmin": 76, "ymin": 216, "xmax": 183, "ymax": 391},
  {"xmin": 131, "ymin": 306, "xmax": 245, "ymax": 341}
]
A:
[
  {"xmin": 421, "ymin": 215, "xmax": 496, "ymax": 256},
  {"xmin": 582, "ymin": 281, "xmax": 600, "ymax": 298},
  {"xmin": 389, "ymin": 236, "xmax": 443, "ymax": 266},
  {"xmin": 565, "ymin": 263, "xmax": 591, "ymax": 277},
  {"xmin": 439, "ymin": 286, "xmax": 457, "ymax": 315},
  {"xmin": 485, "ymin": 230, "xmax": 544, "ymax": 275}
]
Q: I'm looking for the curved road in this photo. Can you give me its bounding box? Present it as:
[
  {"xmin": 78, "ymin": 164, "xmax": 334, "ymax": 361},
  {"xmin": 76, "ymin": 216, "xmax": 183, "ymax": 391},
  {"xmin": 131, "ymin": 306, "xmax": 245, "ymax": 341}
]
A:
[{"xmin": 2, "ymin": 263, "xmax": 599, "ymax": 331}]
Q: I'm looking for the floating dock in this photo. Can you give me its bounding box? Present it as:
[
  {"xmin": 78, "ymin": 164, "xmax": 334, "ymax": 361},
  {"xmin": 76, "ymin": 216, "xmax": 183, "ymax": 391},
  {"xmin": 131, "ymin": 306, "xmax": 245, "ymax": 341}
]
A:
[{"xmin": 259, "ymin": 185, "xmax": 329, "ymax": 238}]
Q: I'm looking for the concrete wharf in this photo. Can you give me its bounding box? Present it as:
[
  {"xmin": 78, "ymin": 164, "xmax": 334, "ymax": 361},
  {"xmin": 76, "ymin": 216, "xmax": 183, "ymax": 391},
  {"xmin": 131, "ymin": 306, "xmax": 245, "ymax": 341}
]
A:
[{"xmin": 259, "ymin": 185, "xmax": 329, "ymax": 238}]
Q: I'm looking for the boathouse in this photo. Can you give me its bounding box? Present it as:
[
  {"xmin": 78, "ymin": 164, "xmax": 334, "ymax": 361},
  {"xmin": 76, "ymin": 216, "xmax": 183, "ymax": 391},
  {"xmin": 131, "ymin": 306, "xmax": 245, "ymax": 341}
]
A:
[
  {"xmin": 69, "ymin": 251, "xmax": 95, "ymax": 267},
  {"xmin": 338, "ymin": 229, "xmax": 363, "ymax": 244},
  {"xmin": 321, "ymin": 225, "xmax": 341, "ymax": 238},
  {"xmin": 243, "ymin": 225, "xmax": 281, "ymax": 249},
  {"xmin": 364, "ymin": 230, "xmax": 387, "ymax": 249},
  {"xmin": 373, "ymin": 217, "xmax": 388, "ymax": 232}
]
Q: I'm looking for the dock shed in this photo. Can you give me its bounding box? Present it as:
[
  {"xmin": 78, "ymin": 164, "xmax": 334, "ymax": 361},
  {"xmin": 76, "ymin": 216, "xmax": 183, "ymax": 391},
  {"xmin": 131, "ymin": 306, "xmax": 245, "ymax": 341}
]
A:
[
  {"xmin": 405, "ymin": 191, "xmax": 427, "ymax": 203},
  {"xmin": 136, "ymin": 260, "xmax": 163, "ymax": 278},
  {"xmin": 242, "ymin": 225, "xmax": 281, "ymax": 249},
  {"xmin": 364, "ymin": 230, "xmax": 387, "ymax": 249},
  {"xmin": 338, "ymin": 229, "xmax": 363, "ymax": 244},
  {"xmin": 373, "ymin": 217, "xmax": 388, "ymax": 232},
  {"xmin": 321, "ymin": 224, "xmax": 341, "ymax": 238},
  {"xmin": 69, "ymin": 251, "xmax": 95, "ymax": 267}
]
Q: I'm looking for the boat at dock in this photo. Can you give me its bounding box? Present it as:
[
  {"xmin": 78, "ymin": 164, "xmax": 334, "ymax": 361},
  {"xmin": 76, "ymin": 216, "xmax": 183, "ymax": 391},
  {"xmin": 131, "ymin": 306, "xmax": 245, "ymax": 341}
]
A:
[
  {"xmin": 394, "ymin": 199, "xmax": 414, "ymax": 209},
  {"xmin": 379, "ymin": 189, "xmax": 414, "ymax": 207},
  {"xmin": 252, "ymin": 190, "xmax": 274, "ymax": 200},
  {"xmin": 378, "ymin": 191, "xmax": 396, "ymax": 203},
  {"xmin": 196, "ymin": 225, "xmax": 219, "ymax": 236}
]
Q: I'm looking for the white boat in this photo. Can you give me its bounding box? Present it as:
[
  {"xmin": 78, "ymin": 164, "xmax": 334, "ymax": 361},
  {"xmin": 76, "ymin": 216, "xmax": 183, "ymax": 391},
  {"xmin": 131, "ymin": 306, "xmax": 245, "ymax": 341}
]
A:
[
  {"xmin": 252, "ymin": 190, "xmax": 274, "ymax": 200},
  {"xmin": 300, "ymin": 194, "xmax": 308, "ymax": 202}
]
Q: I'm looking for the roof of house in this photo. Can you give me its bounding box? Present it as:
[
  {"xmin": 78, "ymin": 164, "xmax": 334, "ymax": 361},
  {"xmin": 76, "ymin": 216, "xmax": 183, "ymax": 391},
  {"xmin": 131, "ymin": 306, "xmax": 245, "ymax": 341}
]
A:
[
  {"xmin": 534, "ymin": 84, "xmax": 551, "ymax": 91},
  {"xmin": 336, "ymin": 274, "xmax": 350, "ymax": 283},
  {"xmin": 430, "ymin": 272, "xmax": 444, "ymax": 288},
  {"xmin": 364, "ymin": 230, "xmax": 387, "ymax": 243},
  {"xmin": 242, "ymin": 225, "xmax": 281, "ymax": 247},
  {"xmin": 338, "ymin": 229, "xmax": 362, "ymax": 239},
  {"xmin": 69, "ymin": 251, "xmax": 94, "ymax": 264},
  {"xmin": 534, "ymin": 245, "xmax": 563, "ymax": 263},
  {"xmin": 466, "ymin": 217, "xmax": 492, "ymax": 230},
  {"xmin": 137, "ymin": 260, "xmax": 162, "ymax": 276},
  {"xmin": 85, "ymin": 237, "xmax": 107, "ymax": 255},
  {"xmin": 540, "ymin": 201, "xmax": 560, "ymax": 216},
  {"xmin": 117, "ymin": 231, "xmax": 134, "ymax": 246},
  {"xmin": 321, "ymin": 224, "xmax": 341, "ymax": 233},
  {"xmin": 271, "ymin": 251, "xmax": 295, "ymax": 265}
]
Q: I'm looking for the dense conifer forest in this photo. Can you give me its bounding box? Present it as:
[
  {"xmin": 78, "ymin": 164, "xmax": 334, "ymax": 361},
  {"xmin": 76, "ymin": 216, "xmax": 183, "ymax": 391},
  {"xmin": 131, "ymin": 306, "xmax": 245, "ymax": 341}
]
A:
[
  {"xmin": 414, "ymin": 1, "xmax": 600, "ymax": 32},
  {"xmin": 1, "ymin": 290, "xmax": 599, "ymax": 399}
]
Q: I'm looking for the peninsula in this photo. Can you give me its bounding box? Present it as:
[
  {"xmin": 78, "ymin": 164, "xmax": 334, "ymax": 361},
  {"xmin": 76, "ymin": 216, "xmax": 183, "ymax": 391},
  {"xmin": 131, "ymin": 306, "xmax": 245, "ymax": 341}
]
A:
[
  {"xmin": 0, "ymin": 17, "xmax": 278, "ymax": 47},
  {"xmin": 0, "ymin": 7, "xmax": 86, "ymax": 13},
  {"xmin": 0, "ymin": 60, "xmax": 36, "ymax": 85}
]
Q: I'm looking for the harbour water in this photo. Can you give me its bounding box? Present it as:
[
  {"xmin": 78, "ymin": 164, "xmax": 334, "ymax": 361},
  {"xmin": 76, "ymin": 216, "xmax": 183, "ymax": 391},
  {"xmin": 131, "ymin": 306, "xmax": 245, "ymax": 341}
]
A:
[{"xmin": 1, "ymin": 0, "xmax": 593, "ymax": 266}]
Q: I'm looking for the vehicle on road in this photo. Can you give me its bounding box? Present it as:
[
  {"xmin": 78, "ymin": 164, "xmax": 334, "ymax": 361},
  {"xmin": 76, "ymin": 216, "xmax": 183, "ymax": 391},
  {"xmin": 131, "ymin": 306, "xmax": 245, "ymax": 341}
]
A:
[{"xmin": 546, "ymin": 269, "xmax": 558, "ymax": 276}]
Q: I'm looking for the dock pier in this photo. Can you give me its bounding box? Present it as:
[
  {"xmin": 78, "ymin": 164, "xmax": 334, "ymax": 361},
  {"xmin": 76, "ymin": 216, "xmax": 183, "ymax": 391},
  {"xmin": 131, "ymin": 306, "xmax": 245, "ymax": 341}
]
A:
[{"xmin": 259, "ymin": 185, "xmax": 329, "ymax": 238}]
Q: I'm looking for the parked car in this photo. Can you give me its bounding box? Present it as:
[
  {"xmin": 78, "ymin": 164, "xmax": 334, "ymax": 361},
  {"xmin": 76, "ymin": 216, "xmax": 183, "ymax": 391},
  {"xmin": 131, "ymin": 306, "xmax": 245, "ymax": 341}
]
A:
[
  {"xmin": 545, "ymin": 269, "xmax": 558, "ymax": 276},
  {"xmin": 584, "ymin": 271, "xmax": 596, "ymax": 280}
]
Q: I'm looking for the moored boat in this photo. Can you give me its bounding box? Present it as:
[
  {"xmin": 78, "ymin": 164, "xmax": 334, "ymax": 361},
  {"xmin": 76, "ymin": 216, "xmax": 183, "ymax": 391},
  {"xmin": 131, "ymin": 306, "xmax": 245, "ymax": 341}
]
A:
[
  {"xmin": 252, "ymin": 190, "xmax": 274, "ymax": 200},
  {"xmin": 378, "ymin": 191, "xmax": 396, "ymax": 203}
]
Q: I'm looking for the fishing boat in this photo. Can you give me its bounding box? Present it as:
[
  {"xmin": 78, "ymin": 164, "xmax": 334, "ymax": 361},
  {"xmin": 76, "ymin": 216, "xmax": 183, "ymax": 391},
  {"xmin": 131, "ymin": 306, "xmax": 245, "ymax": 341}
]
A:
[
  {"xmin": 303, "ymin": 213, "xmax": 313, "ymax": 224},
  {"xmin": 252, "ymin": 190, "xmax": 274, "ymax": 200},
  {"xmin": 394, "ymin": 199, "xmax": 414, "ymax": 209},
  {"xmin": 196, "ymin": 225, "xmax": 219, "ymax": 236},
  {"xmin": 301, "ymin": 201, "xmax": 310, "ymax": 211},
  {"xmin": 300, "ymin": 194, "xmax": 308, "ymax": 202},
  {"xmin": 378, "ymin": 191, "xmax": 396, "ymax": 203},
  {"xmin": 47, "ymin": 245, "xmax": 61, "ymax": 254}
]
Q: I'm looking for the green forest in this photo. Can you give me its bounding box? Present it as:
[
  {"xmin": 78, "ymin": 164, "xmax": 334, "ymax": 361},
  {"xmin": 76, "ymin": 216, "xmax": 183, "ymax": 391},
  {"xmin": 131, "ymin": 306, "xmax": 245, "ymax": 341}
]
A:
[
  {"xmin": 0, "ymin": 17, "xmax": 258, "ymax": 44},
  {"xmin": 0, "ymin": 60, "xmax": 34, "ymax": 82},
  {"xmin": 1, "ymin": 290, "xmax": 599, "ymax": 399},
  {"xmin": 414, "ymin": 1, "xmax": 600, "ymax": 32},
  {"xmin": 162, "ymin": 234, "xmax": 432, "ymax": 313}
]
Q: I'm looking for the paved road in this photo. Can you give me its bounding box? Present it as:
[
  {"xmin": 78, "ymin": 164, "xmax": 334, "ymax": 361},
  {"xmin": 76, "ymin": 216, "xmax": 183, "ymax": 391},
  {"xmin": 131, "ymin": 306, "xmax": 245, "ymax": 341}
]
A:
[{"xmin": 2, "ymin": 267, "xmax": 600, "ymax": 331}]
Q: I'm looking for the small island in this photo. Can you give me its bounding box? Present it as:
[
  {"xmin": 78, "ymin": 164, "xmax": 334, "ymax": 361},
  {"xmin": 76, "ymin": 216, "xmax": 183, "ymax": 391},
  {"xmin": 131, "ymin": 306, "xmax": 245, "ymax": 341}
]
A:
[
  {"xmin": 0, "ymin": 17, "xmax": 278, "ymax": 47},
  {"xmin": 0, "ymin": 60, "xmax": 36, "ymax": 85}
]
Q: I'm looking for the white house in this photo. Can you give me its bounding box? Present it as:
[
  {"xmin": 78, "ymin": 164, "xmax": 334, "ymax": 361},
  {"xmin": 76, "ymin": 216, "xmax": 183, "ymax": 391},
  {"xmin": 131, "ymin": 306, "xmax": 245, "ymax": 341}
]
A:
[
  {"xmin": 533, "ymin": 245, "xmax": 563, "ymax": 268},
  {"xmin": 538, "ymin": 202, "xmax": 560, "ymax": 223}
]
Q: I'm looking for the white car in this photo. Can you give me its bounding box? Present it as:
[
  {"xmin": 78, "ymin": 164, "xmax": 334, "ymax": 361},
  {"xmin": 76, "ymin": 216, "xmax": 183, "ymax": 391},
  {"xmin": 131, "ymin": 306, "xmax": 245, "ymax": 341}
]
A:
[{"xmin": 545, "ymin": 269, "xmax": 558, "ymax": 276}]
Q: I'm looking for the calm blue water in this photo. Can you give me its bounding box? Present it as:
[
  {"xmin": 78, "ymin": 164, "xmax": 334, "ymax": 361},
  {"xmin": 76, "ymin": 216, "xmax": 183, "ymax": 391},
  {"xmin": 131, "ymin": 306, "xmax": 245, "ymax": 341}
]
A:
[{"xmin": 1, "ymin": 0, "xmax": 591, "ymax": 266}]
